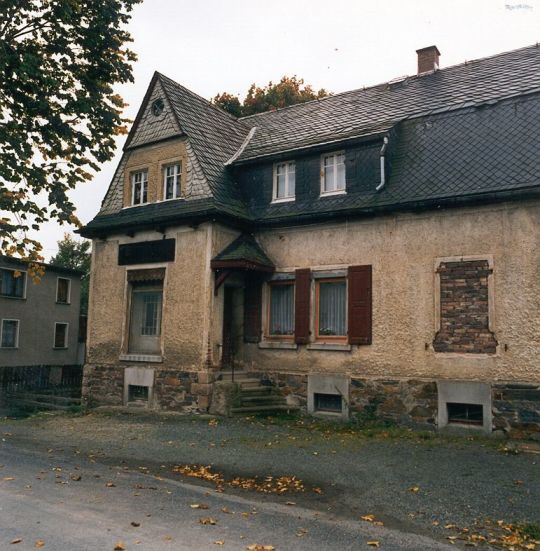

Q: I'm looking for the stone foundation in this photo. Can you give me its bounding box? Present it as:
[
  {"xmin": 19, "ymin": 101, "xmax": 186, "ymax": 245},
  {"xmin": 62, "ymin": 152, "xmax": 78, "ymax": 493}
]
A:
[
  {"xmin": 244, "ymin": 371, "xmax": 539, "ymax": 438},
  {"xmin": 82, "ymin": 364, "xmax": 214, "ymax": 411}
]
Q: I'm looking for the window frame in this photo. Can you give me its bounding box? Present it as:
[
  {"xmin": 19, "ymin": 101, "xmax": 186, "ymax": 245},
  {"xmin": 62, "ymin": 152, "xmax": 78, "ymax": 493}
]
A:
[
  {"xmin": 315, "ymin": 277, "xmax": 348, "ymax": 342},
  {"xmin": 162, "ymin": 162, "xmax": 182, "ymax": 201},
  {"xmin": 320, "ymin": 151, "xmax": 346, "ymax": 196},
  {"xmin": 127, "ymin": 282, "xmax": 164, "ymax": 355},
  {"xmin": 272, "ymin": 161, "xmax": 296, "ymax": 203},
  {"xmin": 0, "ymin": 319, "xmax": 20, "ymax": 349},
  {"xmin": 0, "ymin": 268, "xmax": 27, "ymax": 299},
  {"xmin": 131, "ymin": 170, "xmax": 149, "ymax": 206},
  {"xmin": 265, "ymin": 280, "xmax": 295, "ymax": 340},
  {"xmin": 56, "ymin": 277, "xmax": 71, "ymax": 304},
  {"xmin": 53, "ymin": 322, "xmax": 69, "ymax": 349}
]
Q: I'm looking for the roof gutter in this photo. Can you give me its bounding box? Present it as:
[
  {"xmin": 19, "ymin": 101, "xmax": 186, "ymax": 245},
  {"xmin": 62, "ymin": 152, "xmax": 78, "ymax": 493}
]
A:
[{"xmin": 375, "ymin": 136, "xmax": 389, "ymax": 192}]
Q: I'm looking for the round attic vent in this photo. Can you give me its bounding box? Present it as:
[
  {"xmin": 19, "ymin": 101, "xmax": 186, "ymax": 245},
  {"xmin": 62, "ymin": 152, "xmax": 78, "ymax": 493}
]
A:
[{"xmin": 151, "ymin": 98, "xmax": 164, "ymax": 116}]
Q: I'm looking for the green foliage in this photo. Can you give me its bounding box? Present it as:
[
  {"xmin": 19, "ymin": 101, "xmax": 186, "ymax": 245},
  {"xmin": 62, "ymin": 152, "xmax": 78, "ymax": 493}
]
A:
[
  {"xmin": 50, "ymin": 233, "xmax": 91, "ymax": 314},
  {"xmin": 212, "ymin": 76, "xmax": 330, "ymax": 117},
  {"xmin": 0, "ymin": 0, "xmax": 141, "ymax": 263}
]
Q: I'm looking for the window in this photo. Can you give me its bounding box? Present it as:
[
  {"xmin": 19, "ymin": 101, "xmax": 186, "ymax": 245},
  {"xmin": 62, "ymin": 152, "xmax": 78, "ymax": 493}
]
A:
[
  {"xmin": 1, "ymin": 320, "xmax": 19, "ymax": 348},
  {"xmin": 0, "ymin": 269, "xmax": 26, "ymax": 298},
  {"xmin": 316, "ymin": 278, "xmax": 347, "ymax": 340},
  {"xmin": 163, "ymin": 163, "xmax": 182, "ymax": 200},
  {"xmin": 268, "ymin": 282, "xmax": 294, "ymax": 337},
  {"xmin": 321, "ymin": 152, "xmax": 346, "ymax": 194},
  {"xmin": 54, "ymin": 322, "xmax": 68, "ymax": 349},
  {"xmin": 314, "ymin": 393, "xmax": 342, "ymax": 413},
  {"xmin": 273, "ymin": 161, "xmax": 295, "ymax": 201},
  {"xmin": 56, "ymin": 277, "xmax": 71, "ymax": 304},
  {"xmin": 447, "ymin": 403, "xmax": 483, "ymax": 426},
  {"xmin": 128, "ymin": 283, "xmax": 163, "ymax": 355},
  {"xmin": 128, "ymin": 385, "xmax": 149, "ymax": 404},
  {"xmin": 131, "ymin": 171, "xmax": 148, "ymax": 205}
]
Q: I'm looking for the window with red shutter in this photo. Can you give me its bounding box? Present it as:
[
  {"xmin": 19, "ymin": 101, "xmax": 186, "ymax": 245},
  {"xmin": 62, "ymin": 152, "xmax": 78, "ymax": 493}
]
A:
[
  {"xmin": 294, "ymin": 268, "xmax": 311, "ymax": 344},
  {"xmin": 347, "ymin": 265, "xmax": 372, "ymax": 345}
]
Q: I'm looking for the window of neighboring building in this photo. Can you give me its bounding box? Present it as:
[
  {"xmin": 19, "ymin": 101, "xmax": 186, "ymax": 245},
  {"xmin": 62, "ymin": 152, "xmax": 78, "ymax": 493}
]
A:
[
  {"xmin": 163, "ymin": 163, "xmax": 182, "ymax": 200},
  {"xmin": 268, "ymin": 281, "xmax": 294, "ymax": 337},
  {"xmin": 56, "ymin": 277, "xmax": 71, "ymax": 304},
  {"xmin": 128, "ymin": 283, "xmax": 163, "ymax": 355},
  {"xmin": 273, "ymin": 161, "xmax": 295, "ymax": 201},
  {"xmin": 0, "ymin": 268, "xmax": 26, "ymax": 298},
  {"xmin": 316, "ymin": 278, "xmax": 347, "ymax": 340},
  {"xmin": 1, "ymin": 319, "xmax": 19, "ymax": 348},
  {"xmin": 321, "ymin": 152, "xmax": 346, "ymax": 195},
  {"xmin": 131, "ymin": 170, "xmax": 148, "ymax": 205},
  {"xmin": 54, "ymin": 322, "xmax": 69, "ymax": 349}
]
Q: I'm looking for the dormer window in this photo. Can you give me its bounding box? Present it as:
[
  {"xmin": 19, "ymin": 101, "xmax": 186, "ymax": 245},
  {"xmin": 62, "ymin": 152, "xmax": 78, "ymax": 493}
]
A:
[
  {"xmin": 163, "ymin": 163, "xmax": 182, "ymax": 200},
  {"xmin": 321, "ymin": 152, "xmax": 346, "ymax": 195},
  {"xmin": 273, "ymin": 161, "xmax": 295, "ymax": 202},
  {"xmin": 132, "ymin": 171, "xmax": 148, "ymax": 205}
]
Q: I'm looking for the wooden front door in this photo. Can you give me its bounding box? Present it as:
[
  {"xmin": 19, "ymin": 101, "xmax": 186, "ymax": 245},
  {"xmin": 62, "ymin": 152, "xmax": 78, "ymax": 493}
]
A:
[{"xmin": 221, "ymin": 287, "xmax": 234, "ymax": 368}]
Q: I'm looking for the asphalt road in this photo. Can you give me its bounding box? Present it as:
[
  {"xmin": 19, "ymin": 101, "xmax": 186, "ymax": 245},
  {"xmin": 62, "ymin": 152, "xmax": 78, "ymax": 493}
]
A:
[{"xmin": 0, "ymin": 441, "xmax": 455, "ymax": 551}]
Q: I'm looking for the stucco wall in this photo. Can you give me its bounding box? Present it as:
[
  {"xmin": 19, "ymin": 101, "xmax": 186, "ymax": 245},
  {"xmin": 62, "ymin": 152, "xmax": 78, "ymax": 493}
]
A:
[
  {"xmin": 87, "ymin": 224, "xmax": 212, "ymax": 370},
  {"xmin": 242, "ymin": 201, "xmax": 540, "ymax": 384},
  {"xmin": 0, "ymin": 261, "xmax": 81, "ymax": 367}
]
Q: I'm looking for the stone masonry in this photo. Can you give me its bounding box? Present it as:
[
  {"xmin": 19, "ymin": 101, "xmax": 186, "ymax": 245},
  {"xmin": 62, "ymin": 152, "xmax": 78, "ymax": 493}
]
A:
[{"xmin": 433, "ymin": 260, "xmax": 498, "ymax": 354}]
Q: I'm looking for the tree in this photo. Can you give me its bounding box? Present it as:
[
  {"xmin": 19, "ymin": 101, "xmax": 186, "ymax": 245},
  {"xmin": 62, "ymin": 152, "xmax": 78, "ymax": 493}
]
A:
[
  {"xmin": 50, "ymin": 233, "xmax": 91, "ymax": 314},
  {"xmin": 212, "ymin": 76, "xmax": 330, "ymax": 117},
  {"xmin": 0, "ymin": 0, "xmax": 141, "ymax": 273}
]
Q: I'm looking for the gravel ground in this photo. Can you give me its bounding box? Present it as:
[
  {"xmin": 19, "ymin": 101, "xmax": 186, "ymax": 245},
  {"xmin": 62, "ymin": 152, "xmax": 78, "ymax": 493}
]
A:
[{"xmin": 1, "ymin": 410, "xmax": 539, "ymax": 547}]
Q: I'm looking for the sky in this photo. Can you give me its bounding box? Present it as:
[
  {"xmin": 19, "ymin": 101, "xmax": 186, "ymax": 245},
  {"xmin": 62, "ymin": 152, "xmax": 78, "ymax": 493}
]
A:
[{"xmin": 38, "ymin": 0, "xmax": 540, "ymax": 259}]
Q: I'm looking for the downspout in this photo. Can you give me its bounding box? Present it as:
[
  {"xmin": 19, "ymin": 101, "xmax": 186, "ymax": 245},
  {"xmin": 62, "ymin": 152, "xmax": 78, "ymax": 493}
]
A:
[{"xmin": 375, "ymin": 136, "xmax": 389, "ymax": 192}]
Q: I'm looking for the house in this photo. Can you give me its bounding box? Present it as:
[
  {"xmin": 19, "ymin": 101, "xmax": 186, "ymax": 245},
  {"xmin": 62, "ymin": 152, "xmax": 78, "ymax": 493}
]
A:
[
  {"xmin": 80, "ymin": 45, "xmax": 540, "ymax": 436},
  {"xmin": 0, "ymin": 256, "xmax": 84, "ymax": 368}
]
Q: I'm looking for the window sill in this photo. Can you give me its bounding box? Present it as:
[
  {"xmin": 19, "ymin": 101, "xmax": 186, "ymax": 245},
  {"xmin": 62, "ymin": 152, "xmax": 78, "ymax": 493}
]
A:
[
  {"xmin": 307, "ymin": 343, "xmax": 351, "ymax": 352},
  {"xmin": 56, "ymin": 302, "xmax": 71, "ymax": 305},
  {"xmin": 319, "ymin": 190, "xmax": 347, "ymax": 198},
  {"xmin": 53, "ymin": 347, "xmax": 68, "ymax": 351},
  {"xmin": 258, "ymin": 341, "xmax": 298, "ymax": 350},
  {"xmin": 0, "ymin": 347, "xmax": 18, "ymax": 350},
  {"xmin": 0, "ymin": 295, "xmax": 26, "ymax": 300},
  {"xmin": 120, "ymin": 353, "xmax": 163, "ymax": 363},
  {"xmin": 271, "ymin": 197, "xmax": 295, "ymax": 204}
]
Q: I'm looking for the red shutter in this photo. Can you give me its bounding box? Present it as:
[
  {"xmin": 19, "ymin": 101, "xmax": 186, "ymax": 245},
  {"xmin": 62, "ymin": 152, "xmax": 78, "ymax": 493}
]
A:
[
  {"xmin": 348, "ymin": 265, "xmax": 372, "ymax": 345},
  {"xmin": 244, "ymin": 276, "xmax": 262, "ymax": 343},
  {"xmin": 295, "ymin": 268, "xmax": 311, "ymax": 344}
]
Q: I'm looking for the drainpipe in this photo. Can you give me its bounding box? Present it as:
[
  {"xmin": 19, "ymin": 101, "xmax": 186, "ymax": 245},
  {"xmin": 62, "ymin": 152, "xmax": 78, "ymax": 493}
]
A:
[{"xmin": 375, "ymin": 136, "xmax": 389, "ymax": 192}]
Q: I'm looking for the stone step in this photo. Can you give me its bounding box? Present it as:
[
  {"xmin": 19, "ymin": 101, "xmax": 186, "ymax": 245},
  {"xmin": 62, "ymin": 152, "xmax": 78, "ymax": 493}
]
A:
[
  {"xmin": 230, "ymin": 404, "xmax": 299, "ymax": 415},
  {"xmin": 239, "ymin": 395, "xmax": 286, "ymax": 404},
  {"xmin": 239, "ymin": 385, "xmax": 277, "ymax": 394}
]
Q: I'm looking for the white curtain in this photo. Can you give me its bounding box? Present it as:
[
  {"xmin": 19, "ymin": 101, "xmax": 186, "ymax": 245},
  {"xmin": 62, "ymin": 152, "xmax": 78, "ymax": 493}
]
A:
[
  {"xmin": 319, "ymin": 281, "xmax": 346, "ymax": 336},
  {"xmin": 270, "ymin": 285, "xmax": 294, "ymax": 335}
]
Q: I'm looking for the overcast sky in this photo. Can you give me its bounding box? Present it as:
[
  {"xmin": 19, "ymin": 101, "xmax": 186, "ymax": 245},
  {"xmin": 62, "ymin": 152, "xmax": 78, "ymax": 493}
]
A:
[{"xmin": 38, "ymin": 0, "xmax": 540, "ymax": 258}]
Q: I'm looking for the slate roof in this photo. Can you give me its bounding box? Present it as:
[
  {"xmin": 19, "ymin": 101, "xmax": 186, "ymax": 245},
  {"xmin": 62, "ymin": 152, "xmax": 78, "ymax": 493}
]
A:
[
  {"xmin": 249, "ymin": 91, "xmax": 540, "ymax": 224},
  {"xmin": 211, "ymin": 234, "xmax": 274, "ymax": 269},
  {"xmin": 82, "ymin": 43, "xmax": 540, "ymax": 237},
  {"xmin": 157, "ymin": 74, "xmax": 251, "ymax": 216},
  {"xmin": 236, "ymin": 44, "xmax": 540, "ymax": 163}
]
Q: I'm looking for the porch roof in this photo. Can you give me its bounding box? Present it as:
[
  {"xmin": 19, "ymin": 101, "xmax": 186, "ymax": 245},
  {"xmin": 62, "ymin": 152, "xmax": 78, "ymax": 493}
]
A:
[{"xmin": 210, "ymin": 234, "xmax": 274, "ymax": 272}]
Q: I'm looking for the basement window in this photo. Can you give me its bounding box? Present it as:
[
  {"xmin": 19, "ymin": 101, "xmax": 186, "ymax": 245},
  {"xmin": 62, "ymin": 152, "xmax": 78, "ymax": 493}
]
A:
[
  {"xmin": 128, "ymin": 385, "xmax": 149, "ymax": 405},
  {"xmin": 447, "ymin": 403, "xmax": 483, "ymax": 426},
  {"xmin": 314, "ymin": 392, "xmax": 342, "ymax": 413}
]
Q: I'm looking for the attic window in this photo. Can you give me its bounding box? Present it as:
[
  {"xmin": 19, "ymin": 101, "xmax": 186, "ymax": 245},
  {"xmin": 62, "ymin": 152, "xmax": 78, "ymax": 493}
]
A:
[{"xmin": 151, "ymin": 98, "xmax": 164, "ymax": 116}]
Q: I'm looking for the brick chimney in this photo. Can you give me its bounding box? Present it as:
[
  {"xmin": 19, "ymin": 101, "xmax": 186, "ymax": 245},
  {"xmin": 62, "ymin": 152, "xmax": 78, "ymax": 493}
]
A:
[{"xmin": 416, "ymin": 46, "xmax": 441, "ymax": 74}]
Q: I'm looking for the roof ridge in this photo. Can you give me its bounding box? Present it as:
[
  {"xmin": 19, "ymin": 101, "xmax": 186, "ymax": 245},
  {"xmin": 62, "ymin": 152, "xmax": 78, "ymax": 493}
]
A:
[{"xmin": 239, "ymin": 42, "xmax": 540, "ymax": 121}]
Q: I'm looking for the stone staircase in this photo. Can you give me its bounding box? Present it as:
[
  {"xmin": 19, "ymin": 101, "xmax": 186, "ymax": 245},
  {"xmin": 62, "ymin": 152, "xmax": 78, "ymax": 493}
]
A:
[{"xmin": 218, "ymin": 371, "xmax": 298, "ymax": 416}]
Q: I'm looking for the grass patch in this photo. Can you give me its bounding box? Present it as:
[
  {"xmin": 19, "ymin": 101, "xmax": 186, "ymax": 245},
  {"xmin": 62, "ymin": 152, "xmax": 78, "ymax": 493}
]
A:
[{"xmin": 518, "ymin": 522, "xmax": 540, "ymax": 540}]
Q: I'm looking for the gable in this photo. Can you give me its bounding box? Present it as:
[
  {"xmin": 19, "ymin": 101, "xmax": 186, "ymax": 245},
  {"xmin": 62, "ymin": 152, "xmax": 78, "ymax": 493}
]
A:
[{"xmin": 127, "ymin": 79, "xmax": 182, "ymax": 149}]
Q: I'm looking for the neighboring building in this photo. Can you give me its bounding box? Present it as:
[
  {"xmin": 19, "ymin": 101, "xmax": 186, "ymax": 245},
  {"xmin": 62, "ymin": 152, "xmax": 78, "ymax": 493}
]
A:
[
  {"xmin": 0, "ymin": 256, "xmax": 83, "ymax": 368},
  {"xmin": 80, "ymin": 44, "xmax": 540, "ymax": 436}
]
